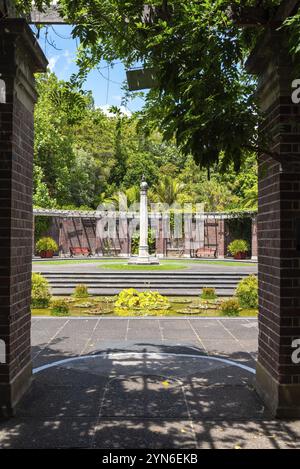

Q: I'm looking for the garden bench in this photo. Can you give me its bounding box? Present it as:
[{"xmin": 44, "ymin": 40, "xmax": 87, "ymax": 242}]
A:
[
  {"xmin": 70, "ymin": 247, "xmax": 92, "ymax": 257},
  {"xmin": 192, "ymin": 247, "xmax": 217, "ymax": 258}
]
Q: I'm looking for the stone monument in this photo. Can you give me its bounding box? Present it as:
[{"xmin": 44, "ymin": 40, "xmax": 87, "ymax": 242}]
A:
[{"xmin": 129, "ymin": 176, "xmax": 159, "ymax": 265}]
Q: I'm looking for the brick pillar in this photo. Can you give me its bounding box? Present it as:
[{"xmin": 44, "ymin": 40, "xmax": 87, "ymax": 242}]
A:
[
  {"xmin": 217, "ymin": 219, "xmax": 225, "ymax": 259},
  {"xmin": 251, "ymin": 216, "xmax": 258, "ymax": 260},
  {"xmin": 0, "ymin": 20, "xmax": 47, "ymax": 417},
  {"xmin": 247, "ymin": 30, "xmax": 300, "ymax": 417}
]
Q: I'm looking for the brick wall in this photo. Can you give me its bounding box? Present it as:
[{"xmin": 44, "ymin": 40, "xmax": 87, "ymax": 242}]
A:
[
  {"xmin": 247, "ymin": 30, "xmax": 300, "ymax": 416},
  {"xmin": 0, "ymin": 20, "xmax": 47, "ymax": 417}
]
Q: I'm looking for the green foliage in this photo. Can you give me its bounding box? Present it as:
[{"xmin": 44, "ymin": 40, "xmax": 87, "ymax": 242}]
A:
[
  {"xmin": 36, "ymin": 237, "xmax": 58, "ymax": 254},
  {"xmin": 227, "ymin": 239, "xmax": 249, "ymax": 256},
  {"xmin": 236, "ymin": 275, "xmax": 258, "ymax": 309},
  {"xmin": 115, "ymin": 288, "xmax": 170, "ymax": 316},
  {"xmin": 33, "ymin": 71, "xmax": 258, "ymax": 213},
  {"xmin": 16, "ymin": 0, "xmax": 300, "ymax": 171},
  {"xmin": 62, "ymin": 0, "xmax": 259, "ymax": 168},
  {"xmin": 34, "ymin": 217, "xmax": 52, "ymax": 243},
  {"xmin": 149, "ymin": 175, "xmax": 184, "ymax": 205},
  {"xmin": 195, "ymin": 180, "xmax": 240, "ymax": 212},
  {"xmin": 201, "ymin": 288, "xmax": 217, "ymax": 300},
  {"xmin": 33, "ymin": 166, "xmax": 56, "ymax": 209},
  {"xmin": 73, "ymin": 284, "xmax": 89, "ymax": 298},
  {"xmin": 51, "ymin": 299, "xmax": 70, "ymax": 316},
  {"xmin": 221, "ymin": 298, "xmax": 240, "ymax": 317},
  {"xmin": 31, "ymin": 273, "xmax": 51, "ymax": 309}
]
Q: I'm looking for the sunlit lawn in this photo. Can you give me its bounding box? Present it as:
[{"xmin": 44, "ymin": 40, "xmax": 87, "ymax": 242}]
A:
[{"xmin": 33, "ymin": 258, "xmax": 254, "ymax": 269}]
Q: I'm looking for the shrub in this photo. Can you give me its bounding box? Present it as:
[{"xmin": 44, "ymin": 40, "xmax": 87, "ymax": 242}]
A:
[
  {"xmin": 227, "ymin": 239, "xmax": 249, "ymax": 256},
  {"xmin": 51, "ymin": 299, "xmax": 70, "ymax": 316},
  {"xmin": 236, "ymin": 275, "xmax": 258, "ymax": 309},
  {"xmin": 73, "ymin": 284, "xmax": 89, "ymax": 298},
  {"xmin": 201, "ymin": 287, "xmax": 217, "ymax": 300},
  {"xmin": 221, "ymin": 298, "xmax": 240, "ymax": 317},
  {"xmin": 31, "ymin": 273, "xmax": 51, "ymax": 308},
  {"xmin": 115, "ymin": 288, "xmax": 170, "ymax": 315},
  {"xmin": 36, "ymin": 237, "xmax": 58, "ymax": 254}
]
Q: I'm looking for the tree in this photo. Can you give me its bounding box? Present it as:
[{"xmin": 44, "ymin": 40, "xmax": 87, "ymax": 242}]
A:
[
  {"xmin": 34, "ymin": 73, "xmax": 83, "ymax": 205},
  {"xmin": 17, "ymin": 1, "xmax": 300, "ymax": 168},
  {"xmin": 196, "ymin": 180, "xmax": 240, "ymax": 212},
  {"xmin": 150, "ymin": 175, "xmax": 185, "ymax": 205},
  {"xmin": 33, "ymin": 166, "xmax": 56, "ymax": 209}
]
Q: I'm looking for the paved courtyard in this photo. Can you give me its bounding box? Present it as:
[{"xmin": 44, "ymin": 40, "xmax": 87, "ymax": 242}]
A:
[{"xmin": 0, "ymin": 317, "xmax": 299, "ymax": 449}]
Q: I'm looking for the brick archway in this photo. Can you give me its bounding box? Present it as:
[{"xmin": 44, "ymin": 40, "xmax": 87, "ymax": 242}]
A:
[{"xmin": 1, "ymin": 5, "xmax": 300, "ymax": 419}]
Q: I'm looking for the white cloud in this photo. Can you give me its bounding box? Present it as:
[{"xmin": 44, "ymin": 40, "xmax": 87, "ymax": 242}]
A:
[
  {"xmin": 63, "ymin": 49, "xmax": 73, "ymax": 65},
  {"xmin": 98, "ymin": 105, "xmax": 132, "ymax": 117},
  {"xmin": 112, "ymin": 95, "xmax": 122, "ymax": 103},
  {"xmin": 48, "ymin": 56, "xmax": 59, "ymax": 72}
]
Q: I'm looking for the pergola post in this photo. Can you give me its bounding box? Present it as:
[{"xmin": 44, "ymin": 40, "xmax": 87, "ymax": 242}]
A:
[
  {"xmin": 247, "ymin": 30, "xmax": 300, "ymax": 417},
  {"xmin": 156, "ymin": 215, "xmax": 165, "ymax": 258},
  {"xmin": 217, "ymin": 219, "xmax": 225, "ymax": 259},
  {"xmin": 0, "ymin": 19, "xmax": 47, "ymax": 417},
  {"xmin": 251, "ymin": 216, "xmax": 258, "ymax": 261}
]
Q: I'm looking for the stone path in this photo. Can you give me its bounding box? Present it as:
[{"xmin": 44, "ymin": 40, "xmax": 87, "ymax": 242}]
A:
[{"xmin": 0, "ymin": 317, "xmax": 299, "ymax": 449}]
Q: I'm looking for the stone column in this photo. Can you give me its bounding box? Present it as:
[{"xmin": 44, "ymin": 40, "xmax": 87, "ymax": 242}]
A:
[
  {"xmin": 247, "ymin": 30, "xmax": 300, "ymax": 417},
  {"xmin": 129, "ymin": 178, "xmax": 159, "ymax": 264},
  {"xmin": 0, "ymin": 19, "xmax": 47, "ymax": 417},
  {"xmin": 251, "ymin": 216, "xmax": 258, "ymax": 261},
  {"xmin": 139, "ymin": 178, "xmax": 149, "ymax": 259}
]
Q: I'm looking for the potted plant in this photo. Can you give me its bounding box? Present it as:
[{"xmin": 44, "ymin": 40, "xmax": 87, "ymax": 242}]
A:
[
  {"xmin": 227, "ymin": 239, "xmax": 249, "ymax": 260},
  {"xmin": 36, "ymin": 237, "xmax": 58, "ymax": 258}
]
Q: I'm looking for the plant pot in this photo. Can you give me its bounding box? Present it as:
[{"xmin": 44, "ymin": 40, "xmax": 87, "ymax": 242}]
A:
[
  {"xmin": 40, "ymin": 250, "xmax": 54, "ymax": 259},
  {"xmin": 234, "ymin": 252, "xmax": 247, "ymax": 260}
]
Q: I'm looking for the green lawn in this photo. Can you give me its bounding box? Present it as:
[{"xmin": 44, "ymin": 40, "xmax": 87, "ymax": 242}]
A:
[
  {"xmin": 33, "ymin": 258, "xmax": 254, "ymax": 268},
  {"xmin": 32, "ymin": 258, "xmax": 118, "ymax": 266},
  {"xmin": 98, "ymin": 261, "xmax": 189, "ymax": 270}
]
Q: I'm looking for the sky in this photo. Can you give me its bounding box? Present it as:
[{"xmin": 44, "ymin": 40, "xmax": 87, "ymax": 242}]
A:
[{"xmin": 34, "ymin": 25, "xmax": 146, "ymax": 115}]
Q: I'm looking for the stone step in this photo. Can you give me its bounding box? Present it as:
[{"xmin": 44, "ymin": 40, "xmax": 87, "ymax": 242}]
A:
[
  {"xmin": 42, "ymin": 275, "xmax": 249, "ymax": 282},
  {"xmin": 48, "ymin": 282, "xmax": 237, "ymax": 288},
  {"xmin": 45, "ymin": 276, "xmax": 244, "ymax": 282},
  {"xmin": 40, "ymin": 272, "xmax": 251, "ymax": 277},
  {"xmin": 50, "ymin": 287, "xmax": 235, "ymax": 297},
  {"xmin": 42, "ymin": 271, "xmax": 252, "ymax": 296}
]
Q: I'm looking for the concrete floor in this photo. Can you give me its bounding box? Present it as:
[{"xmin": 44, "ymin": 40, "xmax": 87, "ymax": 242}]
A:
[{"xmin": 0, "ymin": 317, "xmax": 299, "ymax": 449}]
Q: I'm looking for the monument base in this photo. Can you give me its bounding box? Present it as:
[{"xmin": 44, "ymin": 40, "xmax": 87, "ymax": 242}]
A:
[{"xmin": 128, "ymin": 256, "xmax": 160, "ymax": 265}]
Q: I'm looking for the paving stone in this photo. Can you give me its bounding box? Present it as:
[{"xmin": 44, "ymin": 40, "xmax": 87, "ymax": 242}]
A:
[
  {"xmin": 99, "ymin": 376, "xmax": 189, "ymax": 418},
  {"xmin": 3, "ymin": 317, "xmax": 300, "ymax": 449},
  {"xmin": 17, "ymin": 381, "xmax": 104, "ymax": 419},
  {"xmin": 0, "ymin": 418, "xmax": 95, "ymax": 449},
  {"xmin": 192, "ymin": 420, "xmax": 295, "ymax": 449},
  {"xmin": 185, "ymin": 383, "xmax": 269, "ymax": 420},
  {"xmin": 92, "ymin": 420, "xmax": 196, "ymax": 449}
]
